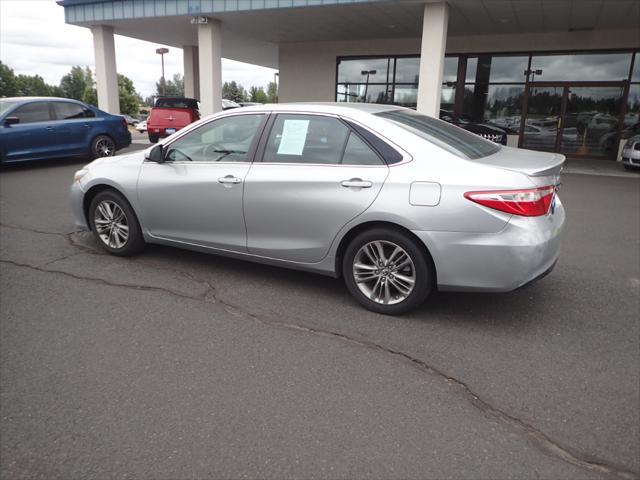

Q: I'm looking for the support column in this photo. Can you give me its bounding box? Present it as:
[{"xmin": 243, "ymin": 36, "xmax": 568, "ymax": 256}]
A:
[
  {"xmin": 91, "ymin": 25, "xmax": 119, "ymax": 114},
  {"xmin": 416, "ymin": 2, "xmax": 449, "ymax": 117},
  {"xmin": 183, "ymin": 45, "xmax": 200, "ymax": 100},
  {"xmin": 198, "ymin": 19, "xmax": 222, "ymax": 116}
]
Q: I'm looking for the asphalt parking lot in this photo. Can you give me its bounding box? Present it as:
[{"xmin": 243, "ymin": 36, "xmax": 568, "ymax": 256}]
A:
[{"xmin": 1, "ymin": 140, "xmax": 638, "ymax": 479}]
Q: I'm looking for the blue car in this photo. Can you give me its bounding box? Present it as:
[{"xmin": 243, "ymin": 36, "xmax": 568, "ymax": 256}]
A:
[{"xmin": 0, "ymin": 97, "xmax": 131, "ymax": 163}]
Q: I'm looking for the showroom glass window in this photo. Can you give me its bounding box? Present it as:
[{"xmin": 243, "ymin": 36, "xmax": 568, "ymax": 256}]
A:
[
  {"xmin": 625, "ymin": 52, "xmax": 640, "ymax": 140},
  {"xmin": 461, "ymin": 55, "xmax": 528, "ymax": 133},
  {"xmin": 336, "ymin": 55, "xmax": 458, "ymax": 109}
]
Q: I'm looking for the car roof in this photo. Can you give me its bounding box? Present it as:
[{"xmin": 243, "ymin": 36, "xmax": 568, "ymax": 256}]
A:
[
  {"xmin": 234, "ymin": 102, "xmax": 405, "ymax": 116},
  {"xmin": 0, "ymin": 96, "xmax": 83, "ymax": 104}
]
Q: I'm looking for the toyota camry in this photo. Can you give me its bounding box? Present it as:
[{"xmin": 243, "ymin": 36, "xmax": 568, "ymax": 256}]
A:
[{"xmin": 70, "ymin": 103, "xmax": 564, "ymax": 314}]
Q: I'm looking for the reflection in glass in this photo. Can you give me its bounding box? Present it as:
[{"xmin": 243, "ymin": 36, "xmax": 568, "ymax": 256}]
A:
[
  {"xmin": 440, "ymin": 86, "xmax": 455, "ymax": 111},
  {"xmin": 465, "ymin": 55, "xmax": 528, "ymax": 83},
  {"xmin": 443, "ymin": 56, "xmax": 459, "ymax": 83},
  {"xmin": 394, "ymin": 86, "xmax": 418, "ymax": 108},
  {"xmin": 336, "ymin": 84, "xmax": 390, "ymax": 104},
  {"xmin": 395, "ymin": 57, "xmax": 419, "ymax": 84},
  {"xmin": 561, "ymin": 86, "xmax": 624, "ymax": 156},
  {"xmin": 530, "ymin": 53, "xmax": 632, "ymax": 82},
  {"xmin": 337, "ymin": 58, "xmax": 390, "ymax": 84},
  {"xmin": 632, "ymin": 53, "xmax": 640, "ymax": 82},
  {"xmin": 521, "ymin": 87, "xmax": 562, "ymax": 152},
  {"xmin": 624, "ymin": 84, "xmax": 640, "ymax": 138},
  {"xmin": 462, "ymin": 84, "xmax": 524, "ymax": 133}
]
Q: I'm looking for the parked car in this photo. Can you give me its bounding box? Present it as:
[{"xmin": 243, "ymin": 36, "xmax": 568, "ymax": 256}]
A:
[
  {"xmin": 146, "ymin": 97, "xmax": 200, "ymax": 143},
  {"xmin": 621, "ymin": 134, "xmax": 640, "ymax": 171},
  {"xmin": 136, "ymin": 120, "xmax": 147, "ymax": 133},
  {"xmin": 0, "ymin": 96, "xmax": 131, "ymax": 163},
  {"xmin": 440, "ymin": 110, "xmax": 507, "ymax": 145},
  {"xmin": 122, "ymin": 114, "xmax": 140, "ymax": 126},
  {"xmin": 70, "ymin": 103, "xmax": 564, "ymax": 315},
  {"xmin": 222, "ymin": 99, "xmax": 241, "ymax": 110}
]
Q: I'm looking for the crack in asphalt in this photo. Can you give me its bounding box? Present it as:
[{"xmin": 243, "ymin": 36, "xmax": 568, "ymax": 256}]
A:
[{"xmin": 1, "ymin": 224, "xmax": 638, "ymax": 480}]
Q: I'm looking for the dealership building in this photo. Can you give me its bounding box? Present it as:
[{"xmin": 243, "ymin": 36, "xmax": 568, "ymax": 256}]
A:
[{"xmin": 59, "ymin": 0, "xmax": 640, "ymax": 160}]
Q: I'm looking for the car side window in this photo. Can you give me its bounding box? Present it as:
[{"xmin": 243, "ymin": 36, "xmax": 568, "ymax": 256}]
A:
[
  {"xmin": 53, "ymin": 102, "xmax": 87, "ymax": 120},
  {"xmin": 341, "ymin": 132, "xmax": 384, "ymax": 166},
  {"xmin": 11, "ymin": 102, "xmax": 52, "ymax": 124},
  {"xmin": 164, "ymin": 114, "xmax": 264, "ymax": 163},
  {"xmin": 262, "ymin": 114, "xmax": 350, "ymax": 164}
]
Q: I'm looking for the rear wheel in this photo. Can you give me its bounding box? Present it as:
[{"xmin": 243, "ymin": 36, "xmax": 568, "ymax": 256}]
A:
[
  {"xmin": 343, "ymin": 228, "xmax": 433, "ymax": 315},
  {"xmin": 90, "ymin": 135, "xmax": 116, "ymax": 159},
  {"xmin": 148, "ymin": 133, "xmax": 159, "ymax": 143},
  {"xmin": 89, "ymin": 190, "xmax": 145, "ymax": 256}
]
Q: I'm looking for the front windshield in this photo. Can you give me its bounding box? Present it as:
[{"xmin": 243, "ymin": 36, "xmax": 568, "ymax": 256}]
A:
[
  {"xmin": 377, "ymin": 109, "xmax": 500, "ymax": 160},
  {"xmin": 0, "ymin": 100, "xmax": 19, "ymax": 116}
]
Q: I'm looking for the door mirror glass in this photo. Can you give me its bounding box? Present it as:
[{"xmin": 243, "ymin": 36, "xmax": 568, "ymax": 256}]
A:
[
  {"xmin": 146, "ymin": 144, "xmax": 165, "ymax": 163},
  {"xmin": 4, "ymin": 116, "xmax": 19, "ymax": 126}
]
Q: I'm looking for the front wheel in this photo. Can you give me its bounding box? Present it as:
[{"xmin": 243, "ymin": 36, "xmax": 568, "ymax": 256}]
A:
[
  {"xmin": 89, "ymin": 190, "xmax": 145, "ymax": 256},
  {"xmin": 90, "ymin": 135, "xmax": 116, "ymax": 159},
  {"xmin": 343, "ymin": 228, "xmax": 434, "ymax": 315}
]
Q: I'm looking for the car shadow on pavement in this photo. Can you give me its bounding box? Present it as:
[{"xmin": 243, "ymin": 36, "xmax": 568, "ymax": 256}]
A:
[{"xmin": 115, "ymin": 241, "xmax": 551, "ymax": 327}]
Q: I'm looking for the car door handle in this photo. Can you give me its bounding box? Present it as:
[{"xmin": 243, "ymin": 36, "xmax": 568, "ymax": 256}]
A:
[
  {"xmin": 46, "ymin": 126, "xmax": 54, "ymax": 131},
  {"xmin": 218, "ymin": 175, "xmax": 242, "ymax": 184},
  {"xmin": 341, "ymin": 178, "xmax": 372, "ymax": 188}
]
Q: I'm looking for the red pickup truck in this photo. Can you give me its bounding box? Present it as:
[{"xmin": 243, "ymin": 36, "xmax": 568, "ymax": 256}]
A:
[{"xmin": 147, "ymin": 97, "xmax": 200, "ymax": 143}]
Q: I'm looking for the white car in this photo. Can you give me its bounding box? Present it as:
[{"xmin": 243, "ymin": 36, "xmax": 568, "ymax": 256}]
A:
[{"xmin": 135, "ymin": 120, "xmax": 147, "ymax": 133}]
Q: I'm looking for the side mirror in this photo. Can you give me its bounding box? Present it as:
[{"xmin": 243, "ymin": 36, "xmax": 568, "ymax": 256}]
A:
[
  {"xmin": 145, "ymin": 144, "xmax": 165, "ymax": 163},
  {"xmin": 4, "ymin": 117, "xmax": 19, "ymax": 126}
]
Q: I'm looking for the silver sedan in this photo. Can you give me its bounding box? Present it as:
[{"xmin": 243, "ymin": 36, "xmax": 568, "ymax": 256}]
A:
[{"xmin": 71, "ymin": 103, "xmax": 565, "ymax": 314}]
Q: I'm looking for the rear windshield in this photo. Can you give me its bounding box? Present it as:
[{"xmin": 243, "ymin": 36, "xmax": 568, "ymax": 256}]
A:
[
  {"xmin": 376, "ymin": 109, "xmax": 500, "ymax": 160},
  {"xmin": 155, "ymin": 98, "xmax": 199, "ymax": 109}
]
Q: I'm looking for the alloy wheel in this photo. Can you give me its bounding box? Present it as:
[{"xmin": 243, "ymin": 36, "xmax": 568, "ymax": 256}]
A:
[
  {"xmin": 352, "ymin": 240, "xmax": 416, "ymax": 305},
  {"xmin": 94, "ymin": 200, "xmax": 129, "ymax": 249},
  {"xmin": 95, "ymin": 137, "xmax": 115, "ymax": 157}
]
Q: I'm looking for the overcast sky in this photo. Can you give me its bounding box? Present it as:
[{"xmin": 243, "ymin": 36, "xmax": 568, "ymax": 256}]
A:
[{"xmin": 0, "ymin": 0, "xmax": 278, "ymax": 97}]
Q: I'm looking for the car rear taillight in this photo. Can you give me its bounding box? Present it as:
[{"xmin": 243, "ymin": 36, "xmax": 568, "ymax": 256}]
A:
[
  {"xmin": 122, "ymin": 118, "xmax": 128, "ymax": 130},
  {"xmin": 464, "ymin": 186, "xmax": 555, "ymax": 217}
]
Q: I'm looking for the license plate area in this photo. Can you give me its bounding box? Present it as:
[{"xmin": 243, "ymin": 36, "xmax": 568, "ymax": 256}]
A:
[{"xmin": 165, "ymin": 128, "xmax": 176, "ymax": 134}]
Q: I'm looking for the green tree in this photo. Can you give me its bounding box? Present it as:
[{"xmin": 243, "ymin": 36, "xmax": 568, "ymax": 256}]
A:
[
  {"xmin": 15, "ymin": 74, "xmax": 54, "ymax": 97},
  {"xmin": 0, "ymin": 61, "xmax": 19, "ymax": 97},
  {"xmin": 222, "ymin": 81, "xmax": 246, "ymax": 103},
  {"xmin": 118, "ymin": 73, "xmax": 140, "ymax": 116},
  {"xmin": 249, "ymin": 86, "xmax": 268, "ymax": 103},
  {"xmin": 155, "ymin": 73, "xmax": 184, "ymax": 97},
  {"xmin": 59, "ymin": 66, "xmax": 91, "ymax": 101},
  {"xmin": 267, "ymin": 81, "xmax": 278, "ymax": 103}
]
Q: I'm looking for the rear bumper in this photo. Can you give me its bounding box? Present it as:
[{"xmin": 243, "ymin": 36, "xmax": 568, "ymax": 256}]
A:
[
  {"xmin": 147, "ymin": 126, "xmax": 184, "ymax": 137},
  {"xmin": 413, "ymin": 197, "xmax": 565, "ymax": 292},
  {"xmin": 115, "ymin": 130, "xmax": 132, "ymax": 150}
]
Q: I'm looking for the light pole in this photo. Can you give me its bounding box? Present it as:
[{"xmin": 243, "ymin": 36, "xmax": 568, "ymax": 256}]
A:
[
  {"xmin": 524, "ymin": 68, "xmax": 543, "ymax": 83},
  {"xmin": 274, "ymin": 72, "xmax": 279, "ymax": 103},
  {"xmin": 156, "ymin": 47, "xmax": 169, "ymax": 96},
  {"xmin": 361, "ymin": 70, "xmax": 376, "ymax": 102}
]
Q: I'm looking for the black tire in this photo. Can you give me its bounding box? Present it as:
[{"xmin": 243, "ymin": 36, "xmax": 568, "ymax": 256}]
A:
[
  {"xmin": 90, "ymin": 135, "xmax": 116, "ymax": 159},
  {"xmin": 88, "ymin": 189, "xmax": 145, "ymax": 256},
  {"xmin": 342, "ymin": 228, "xmax": 434, "ymax": 315},
  {"xmin": 623, "ymin": 165, "xmax": 638, "ymax": 171},
  {"xmin": 148, "ymin": 134, "xmax": 159, "ymax": 144}
]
